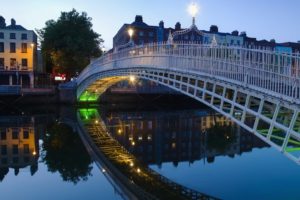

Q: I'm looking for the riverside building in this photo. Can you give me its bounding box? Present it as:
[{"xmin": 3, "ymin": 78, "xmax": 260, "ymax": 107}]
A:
[{"xmin": 0, "ymin": 16, "xmax": 38, "ymax": 88}]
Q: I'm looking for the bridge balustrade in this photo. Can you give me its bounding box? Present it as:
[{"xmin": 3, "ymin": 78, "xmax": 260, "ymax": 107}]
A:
[{"xmin": 77, "ymin": 43, "xmax": 300, "ymax": 104}]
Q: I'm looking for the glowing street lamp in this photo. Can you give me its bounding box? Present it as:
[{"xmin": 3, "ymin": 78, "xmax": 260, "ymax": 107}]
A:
[
  {"xmin": 128, "ymin": 28, "xmax": 134, "ymax": 42},
  {"xmin": 188, "ymin": 2, "xmax": 199, "ymax": 26},
  {"xmin": 129, "ymin": 75, "xmax": 136, "ymax": 83}
]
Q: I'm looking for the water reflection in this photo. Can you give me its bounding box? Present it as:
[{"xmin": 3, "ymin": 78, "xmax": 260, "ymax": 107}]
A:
[
  {"xmin": 42, "ymin": 122, "xmax": 93, "ymax": 184},
  {"xmin": 0, "ymin": 111, "xmax": 93, "ymax": 184},
  {"xmin": 102, "ymin": 108, "xmax": 268, "ymax": 167},
  {"xmin": 0, "ymin": 117, "xmax": 39, "ymax": 181}
]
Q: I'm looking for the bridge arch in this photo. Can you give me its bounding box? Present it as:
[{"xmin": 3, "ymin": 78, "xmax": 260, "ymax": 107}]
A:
[{"xmin": 69, "ymin": 43, "xmax": 300, "ymax": 163}]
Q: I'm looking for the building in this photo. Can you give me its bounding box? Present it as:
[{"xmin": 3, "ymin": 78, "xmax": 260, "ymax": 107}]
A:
[
  {"xmin": 0, "ymin": 16, "xmax": 38, "ymax": 88},
  {"xmin": 113, "ymin": 15, "xmax": 244, "ymax": 49}
]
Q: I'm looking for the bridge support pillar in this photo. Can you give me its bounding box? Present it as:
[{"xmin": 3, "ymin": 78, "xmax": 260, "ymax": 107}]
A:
[{"xmin": 58, "ymin": 84, "xmax": 77, "ymax": 104}]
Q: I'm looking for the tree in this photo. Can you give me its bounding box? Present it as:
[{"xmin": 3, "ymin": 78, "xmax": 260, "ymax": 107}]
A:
[{"xmin": 38, "ymin": 9, "xmax": 103, "ymax": 76}]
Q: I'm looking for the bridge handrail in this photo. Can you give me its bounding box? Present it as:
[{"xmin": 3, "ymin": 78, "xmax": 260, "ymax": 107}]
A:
[{"xmin": 76, "ymin": 42, "xmax": 300, "ymax": 103}]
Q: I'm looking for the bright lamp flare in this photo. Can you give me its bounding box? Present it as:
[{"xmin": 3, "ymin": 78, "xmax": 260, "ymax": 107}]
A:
[
  {"xmin": 188, "ymin": 2, "xmax": 199, "ymax": 17},
  {"xmin": 129, "ymin": 75, "xmax": 136, "ymax": 83},
  {"xmin": 128, "ymin": 28, "xmax": 134, "ymax": 37}
]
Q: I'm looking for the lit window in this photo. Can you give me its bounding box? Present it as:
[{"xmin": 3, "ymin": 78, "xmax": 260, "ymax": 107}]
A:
[{"xmin": 21, "ymin": 43, "xmax": 27, "ymax": 53}]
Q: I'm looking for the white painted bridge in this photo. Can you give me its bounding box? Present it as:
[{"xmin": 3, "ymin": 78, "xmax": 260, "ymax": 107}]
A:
[{"xmin": 63, "ymin": 42, "xmax": 300, "ymax": 163}]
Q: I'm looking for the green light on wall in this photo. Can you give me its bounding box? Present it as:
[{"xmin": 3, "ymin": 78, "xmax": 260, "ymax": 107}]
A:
[
  {"xmin": 79, "ymin": 91, "xmax": 99, "ymax": 102},
  {"xmin": 78, "ymin": 108, "xmax": 100, "ymax": 122}
]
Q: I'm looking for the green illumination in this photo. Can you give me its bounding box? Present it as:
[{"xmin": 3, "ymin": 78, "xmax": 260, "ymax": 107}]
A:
[
  {"xmin": 79, "ymin": 91, "xmax": 99, "ymax": 102},
  {"xmin": 78, "ymin": 108, "xmax": 100, "ymax": 122}
]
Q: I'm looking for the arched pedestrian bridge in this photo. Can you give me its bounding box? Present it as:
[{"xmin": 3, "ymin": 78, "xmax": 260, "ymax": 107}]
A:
[{"xmin": 60, "ymin": 42, "xmax": 300, "ymax": 163}]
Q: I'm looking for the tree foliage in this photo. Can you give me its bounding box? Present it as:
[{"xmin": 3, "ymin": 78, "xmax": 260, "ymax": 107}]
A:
[{"xmin": 38, "ymin": 9, "xmax": 103, "ymax": 75}]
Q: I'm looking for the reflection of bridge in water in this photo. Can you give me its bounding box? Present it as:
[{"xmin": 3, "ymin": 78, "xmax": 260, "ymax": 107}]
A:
[
  {"xmin": 101, "ymin": 109, "xmax": 268, "ymax": 166},
  {"xmin": 76, "ymin": 108, "xmax": 221, "ymax": 200}
]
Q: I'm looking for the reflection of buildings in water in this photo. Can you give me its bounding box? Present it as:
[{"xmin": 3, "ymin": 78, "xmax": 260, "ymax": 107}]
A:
[
  {"xmin": 104, "ymin": 111, "xmax": 268, "ymax": 166},
  {"xmin": 0, "ymin": 125, "xmax": 38, "ymax": 179}
]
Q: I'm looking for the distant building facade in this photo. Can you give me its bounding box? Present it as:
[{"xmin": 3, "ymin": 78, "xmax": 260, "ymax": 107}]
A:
[
  {"xmin": 114, "ymin": 15, "xmax": 300, "ymax": 54},
  {"xmin": 0, "ymin": 16, "xmax": 38, "ymax": 88},
  {"xmin": 113, "ymin": 15, "xmax": 244, "ymax": 49}
]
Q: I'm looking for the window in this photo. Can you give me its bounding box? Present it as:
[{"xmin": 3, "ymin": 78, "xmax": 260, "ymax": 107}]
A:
[
  {"xmin": 0, "ymin": 32, "xmax": 4, "ymax": 39},
  {"xmin": 21, "ymin": 43, "xmax": 27, "ymax": 53},
  {"xmin": 231, "ymin": 40, "xmax": 234, "ymax": 45},
  {"xmin": 21, "ymin": 59, "xmax": 28, "ymax": 69},
  {"xmin": 0, "ymin": 131, "xmax": 6, "ymax": 140},
  {"xmin": 23, "ymin": 129, "xmax": 29, "ymax": 139},
  {"xmin": 0, "ymin": 58, "xmax": 4, "ymax": 68},
  {"xmin": 24, "ymin": 156, "xmax": 29, "ymax": 163},
  {"xmin": 1, "ymin": 158, "xmax": 7, "ymax": 165},
  {"xmin": 12, "ymin": 129, "xmax": 19, "ymax": 139},
  {"xmin": 24, "ymin": 144, "xmax": 30, "ymax": 154},
  {"xmin": 10, "ymin": 42, "xmax": 16, "ymax": 53},
  {"xmin": 0, "ymin": 42, "xmax": 4, "ymax": 52},
  {"xmin": 237, "ymin": 40, "xmax": 240, "ymax": 46},
  {"xmin": 12, "ymin": 144, "xmax": 18, "ymax": 154},
  {"xmin": 13, "ymin": 157, "xmax": 18, "ymax": 164},
  {"xmin": 139, "ymin": 31, "xmax": 144, "ymax": 37},
  {"xmin": 10, "ymin": 58, "xmax": 16, "ymax": 68},
  {"xmin": 1, "ymin": 145, "xmax": 7, "ymax": 155},
  {"xmin": 21, "ymin": 33, "xmax": 27, "ymax": 40},
  {"xmin": 10, "ymin": 33, "xmax": 16, "ymax": 39},
  {"xmin": 149, "ymin": 32, "xmax": 154, "ymax": 37}
]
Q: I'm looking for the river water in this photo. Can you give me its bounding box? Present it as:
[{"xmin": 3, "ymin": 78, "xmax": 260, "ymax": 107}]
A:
[{"xmin": 0, "ymin": 100, "xmax": 299, "ymax": 200}]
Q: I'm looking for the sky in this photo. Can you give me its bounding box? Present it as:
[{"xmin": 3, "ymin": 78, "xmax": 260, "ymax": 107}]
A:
[{"xmin": 1, "ymin": 0, "xmax": 300, "ymax": 49}]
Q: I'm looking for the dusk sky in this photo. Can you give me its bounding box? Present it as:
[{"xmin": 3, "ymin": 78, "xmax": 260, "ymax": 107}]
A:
[{"xmin": 1, "ymin": 0, "xmax": 300, "ymax": 49}]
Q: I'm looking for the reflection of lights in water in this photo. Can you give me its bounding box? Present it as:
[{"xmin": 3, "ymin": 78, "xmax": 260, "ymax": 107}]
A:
[{"xmin": 117, "ymin": 129, "xmax": 122, "ymax": 134}]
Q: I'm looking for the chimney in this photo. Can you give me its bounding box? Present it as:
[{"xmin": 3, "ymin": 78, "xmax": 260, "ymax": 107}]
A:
[
  {"xmin": 0, "ymin": 16, "xmax": 6, "ymax": 28},
  {"xmin": 175, "ymin": 22, "xmax": 181, "ymax": 30},
  {"xmin": 240, "ymin": 31, "xmax": 247, "ymax": 37},
  {"xmin": 159, "ymin": 21, "xmax": 164, "ymax": 28},
  {"xmin": 135, "ymin": 15, "xmax": 143, "ymax": 23},
  {"xmin": 11, "ymin": 18, "xmax": 16, "ymax": 26},
  {"xmin": 231, "ymin": 30, "xmax": 239, "ymax": 36},
  {"xmin": 210, "ymin": 25, "xmax": 218, "ymax": 33}
]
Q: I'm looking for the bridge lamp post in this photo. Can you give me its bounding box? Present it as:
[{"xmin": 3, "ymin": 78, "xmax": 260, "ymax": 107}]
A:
[
  {"xmin": 188, "ymin": 2, "xmax": 199, "ymax": 26},
  {"xmin": 129, "ymin": 75, "xmax": 136, "ymax": 83}
]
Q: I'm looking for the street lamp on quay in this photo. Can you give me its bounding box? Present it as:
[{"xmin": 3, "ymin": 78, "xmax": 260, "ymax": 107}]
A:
[
  {"xmin": 128, "ymin": 28, "xmax": 134, "ymax": 43},
  {"xmin": 188, "ymin": 2, "xmax": 199, "ymax": 26}
]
